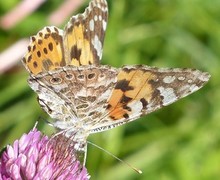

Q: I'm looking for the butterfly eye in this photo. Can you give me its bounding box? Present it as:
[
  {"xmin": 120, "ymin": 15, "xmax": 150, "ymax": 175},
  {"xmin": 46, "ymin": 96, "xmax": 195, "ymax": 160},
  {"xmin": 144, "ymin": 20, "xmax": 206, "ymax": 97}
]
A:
[
  {"xmin": 88, "ymin": 73, "xmax": 96, "ymax": 79},
  {"xmin": 50, "ymin": 77, "xmax": 62, "ymax": 84}
]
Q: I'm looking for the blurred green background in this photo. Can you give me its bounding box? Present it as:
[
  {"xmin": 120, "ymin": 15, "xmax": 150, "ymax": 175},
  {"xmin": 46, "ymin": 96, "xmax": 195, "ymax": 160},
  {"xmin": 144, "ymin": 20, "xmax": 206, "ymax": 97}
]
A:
[{"xmin": 0, "ymin": 0, "xmax": 218, "ymax": 179}]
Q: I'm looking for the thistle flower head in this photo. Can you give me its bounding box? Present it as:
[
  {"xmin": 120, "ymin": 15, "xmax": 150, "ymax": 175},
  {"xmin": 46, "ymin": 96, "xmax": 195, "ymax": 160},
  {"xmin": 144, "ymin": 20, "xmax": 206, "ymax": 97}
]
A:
[{"xmin": 0, "ymin": 129, "xmax": 89, "ymax": 180}]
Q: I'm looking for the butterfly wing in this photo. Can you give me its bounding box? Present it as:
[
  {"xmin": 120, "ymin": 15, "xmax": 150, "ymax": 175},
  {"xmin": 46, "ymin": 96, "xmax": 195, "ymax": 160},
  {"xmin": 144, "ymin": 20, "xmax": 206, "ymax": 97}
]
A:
[
  {"xmin": 89, "ymin": 65, "xmax": 210, "ymax": 133},
  {"xmin": 63, "ymin": 0, "xmax": 108, "ymax": 66},
  {"xmin": 28, "ymin": 64, "xmax": 210, "ymax": 133},
  {"xmin": 22, "ymin": 27, "xmax": 65, "ymax": 75},
  {"xmin": 28, "ymin": 65, "xmax": 118, "ymax": 131},
  {"xmin": 22, "ymin": 0, "xmax": 108, "ymax": 75}
]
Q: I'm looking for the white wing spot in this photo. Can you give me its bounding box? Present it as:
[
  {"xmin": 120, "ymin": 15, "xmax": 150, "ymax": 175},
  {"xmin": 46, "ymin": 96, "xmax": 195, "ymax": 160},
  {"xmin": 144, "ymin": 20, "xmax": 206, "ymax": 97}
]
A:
[
  {"xmin": 97, "ymin": 3, "xmax": 101, "ymax": 9},
  {"xmin": 163, "ymin": 76, "xmax": 175, "ymax": 83},
  {"xmin": 103, "ymin": 20, "xmax": 107, "ymax": 30},
  {"xmin": 178, "ymin": 76, "xmax": 185, "ymax": 81},
  {"xmin": 198, "ymin": 72, "xmax": 210, "ymax": 82},
  {"xmin": 189, "ymin": 84, "xmax": 199, "ymax": 91},
  {"xmin": 188, "ymin": 79, "xmax": 193, "ymax": 83},
  {"xmin": 99, "ymin": 15, "xmax": 102, "ymax": 21},
  {"xmin": 157, "ymin": 87, "xmax": 177, "ymax": 105},
  {"xmin": 94, "ymin": 15, "xmax": 98, "ymax": 21},
  {"xmin": 101, "ymin": 6, "xmax": 108, "ymax": 12},
  {"xmin": 127, "ymin": 101, "xmax": 142, "ymax": 118},
  {"xmin": 89, "ymin": 19, "xmax": 95, "ymax": 31},
  {"xmin": 92, "ymin": 35, "xmax": 102, "ymax": 59}
]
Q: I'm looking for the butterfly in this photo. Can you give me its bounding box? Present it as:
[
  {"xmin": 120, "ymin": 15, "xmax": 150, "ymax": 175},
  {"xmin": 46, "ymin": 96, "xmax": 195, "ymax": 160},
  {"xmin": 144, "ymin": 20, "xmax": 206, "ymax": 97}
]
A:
[{"xmin": 22, "ymin": 0, "xmax": 210, "ymax": 164}]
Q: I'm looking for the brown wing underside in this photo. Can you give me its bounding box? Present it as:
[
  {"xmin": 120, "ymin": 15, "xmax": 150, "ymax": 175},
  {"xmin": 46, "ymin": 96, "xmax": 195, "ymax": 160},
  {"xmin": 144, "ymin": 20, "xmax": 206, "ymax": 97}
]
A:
[{"xmin": 28, "ymin": 65, "xmax": 118, "ymax": 125}]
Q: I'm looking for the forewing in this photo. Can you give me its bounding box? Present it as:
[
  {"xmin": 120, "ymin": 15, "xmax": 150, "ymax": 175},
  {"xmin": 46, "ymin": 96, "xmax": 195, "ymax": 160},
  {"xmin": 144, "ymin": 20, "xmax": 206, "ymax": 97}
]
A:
[
  {"xmin": 22, "ymin": 27, "xmax": 65, "ymax": 75},
  {"xmin": 63, "ymin": 0, "xmax": 108, "ymax": 66},
  {"xmin": 90, "ymin": 65, "xmax": 210, "ymax": 132}
]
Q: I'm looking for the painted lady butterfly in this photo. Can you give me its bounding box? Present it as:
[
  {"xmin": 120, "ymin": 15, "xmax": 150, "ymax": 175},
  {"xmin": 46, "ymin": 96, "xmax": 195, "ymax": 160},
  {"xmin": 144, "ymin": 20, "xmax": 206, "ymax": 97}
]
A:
[{"xmin": 22, "ymin": 0, "xmax": 210, "ymax": 163}]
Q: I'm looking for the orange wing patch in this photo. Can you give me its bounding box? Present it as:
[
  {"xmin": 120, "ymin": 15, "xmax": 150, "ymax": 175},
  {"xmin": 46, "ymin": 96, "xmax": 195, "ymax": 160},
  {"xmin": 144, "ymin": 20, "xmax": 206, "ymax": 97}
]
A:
[
  {"xmin": 63, "ymin": 0, "xmax": 108, "ymax": 66},
  {"xmin": 22, "ymin": 27, "xmax": 65, "ymax": 75},
  {"xmin": 107, "ymin": 66, "xmax": 157, "ymax": 120},
  {"xmin": 22, "ymin": 0, "xmax": 108, "ymax": 75},
  {"xmin": 64, "ymin": 22, "xmax": 94, "ymax": 66}
]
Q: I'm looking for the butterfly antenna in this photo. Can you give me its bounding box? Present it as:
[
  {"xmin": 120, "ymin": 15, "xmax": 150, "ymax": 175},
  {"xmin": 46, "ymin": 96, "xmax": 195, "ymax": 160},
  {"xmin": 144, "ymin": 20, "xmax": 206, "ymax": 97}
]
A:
[
  {"xmin": 33, "ymin": 121, "xmax": 39, "ymax": 129},
  {"xmin": 35, "ymin": 116, "xmax": 54, "ymax": 126},
  {"xmin": 87, "ymin": 141, "xmax": 142, "ymax": 174}
]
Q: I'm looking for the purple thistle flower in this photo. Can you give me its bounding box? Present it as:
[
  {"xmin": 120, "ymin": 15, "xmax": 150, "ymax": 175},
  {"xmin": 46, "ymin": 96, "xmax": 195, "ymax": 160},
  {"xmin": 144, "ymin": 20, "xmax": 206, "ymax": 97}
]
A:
[{"xmin": 0, "ymin": 129, "xmax": 90, "ymax": 180}]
